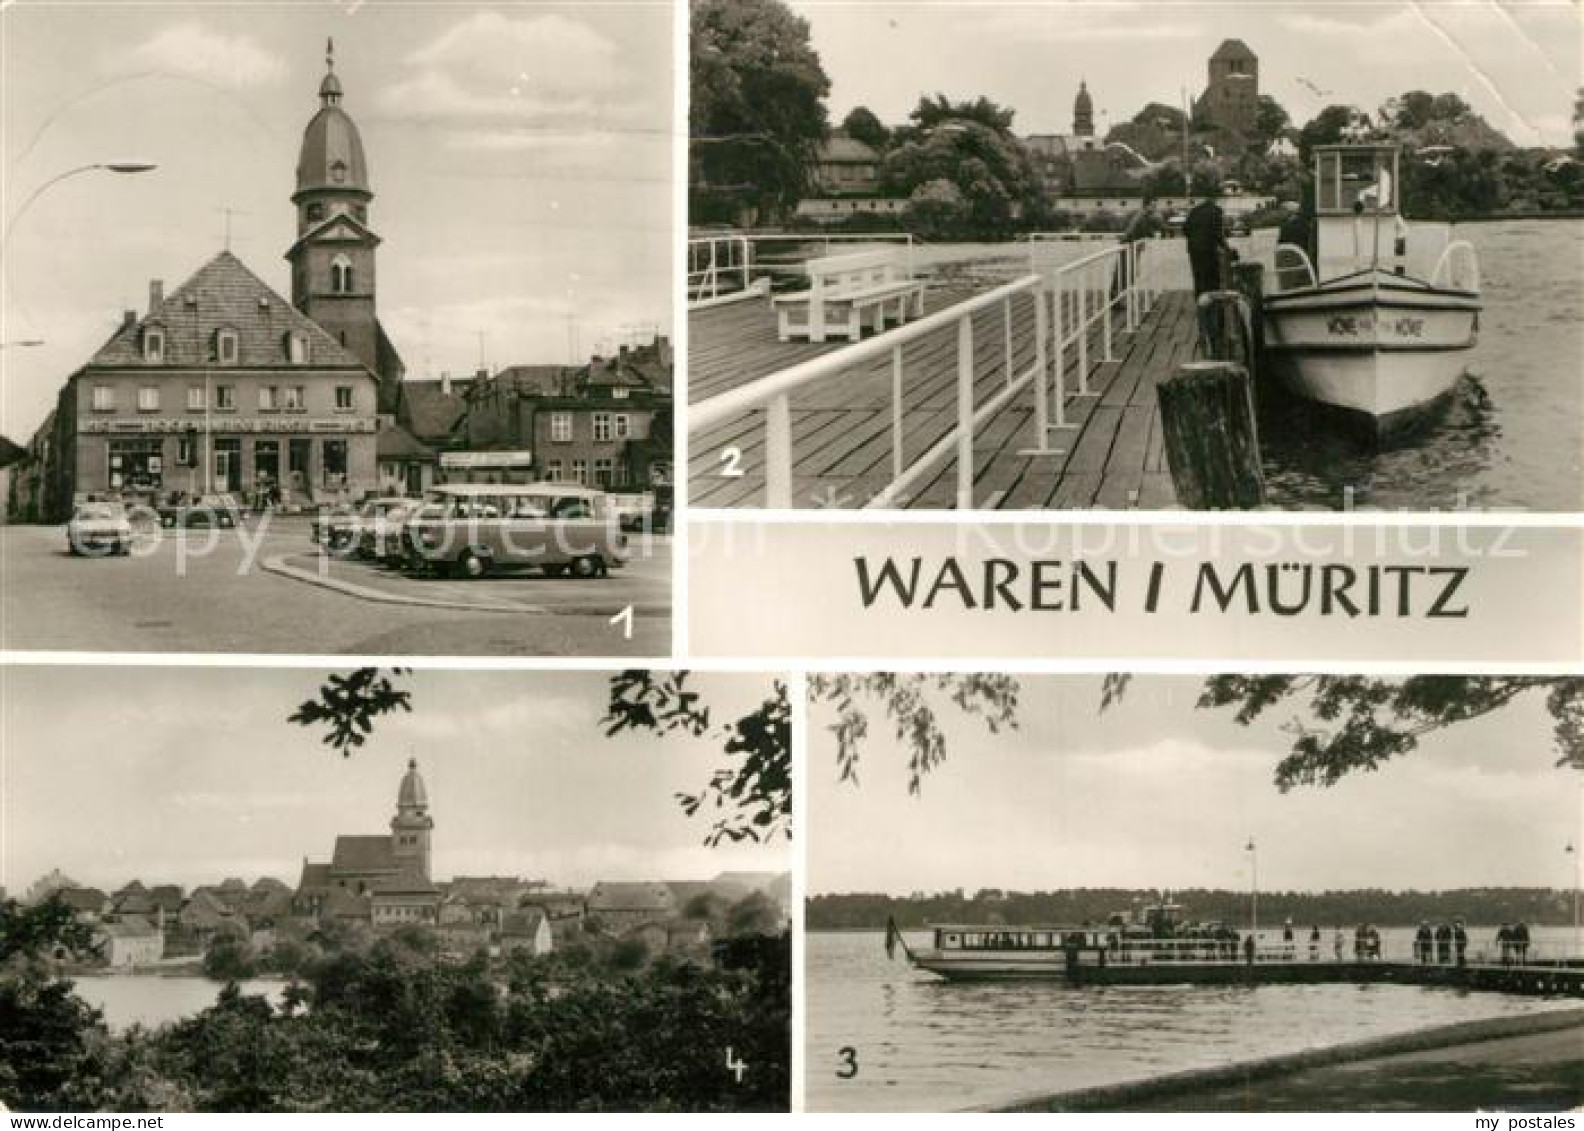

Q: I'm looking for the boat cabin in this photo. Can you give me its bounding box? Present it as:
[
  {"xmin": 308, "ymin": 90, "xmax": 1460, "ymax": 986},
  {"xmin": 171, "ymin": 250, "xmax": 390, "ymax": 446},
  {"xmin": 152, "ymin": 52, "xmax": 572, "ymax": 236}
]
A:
[{"xmin": 930, "ymin": 925, "xmax": 1106, "ymax": 951}]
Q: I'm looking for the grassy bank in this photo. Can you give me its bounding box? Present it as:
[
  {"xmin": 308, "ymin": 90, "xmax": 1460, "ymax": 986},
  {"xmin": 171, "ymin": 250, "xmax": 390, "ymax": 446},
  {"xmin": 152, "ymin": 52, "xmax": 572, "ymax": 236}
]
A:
[{"xmin": 992, "ymin": 1006, "xmax": 1584, "ymax": 1113}]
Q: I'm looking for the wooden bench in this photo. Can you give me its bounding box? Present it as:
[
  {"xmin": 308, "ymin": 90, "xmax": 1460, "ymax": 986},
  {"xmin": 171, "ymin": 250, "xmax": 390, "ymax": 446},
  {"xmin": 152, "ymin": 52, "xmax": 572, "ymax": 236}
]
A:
[{"xmin": 772, "ymin": 248, "xmax": 926, "ymax": 343}]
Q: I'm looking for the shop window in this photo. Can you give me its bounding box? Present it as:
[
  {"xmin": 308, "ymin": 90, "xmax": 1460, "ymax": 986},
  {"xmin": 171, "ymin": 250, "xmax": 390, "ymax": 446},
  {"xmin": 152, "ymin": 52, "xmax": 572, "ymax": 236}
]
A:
[
  {"xmin": 215, "ymin": 385, "xmax": 236, "ymax": 411},
  {"xmin": 334, "ymin": 385, "xmax": 354, "ymax": 411},
  {"xmin": 137, "ymin": 386, "xmax": 159, "ymax": 413},
  {"xmin": 593, "ymin": 412, "xmax": 613, "ymax": 442},
  {"xmin": 322, "ymin": 439, "xmax": 348, "ymax": 488},
  {"xmin": 550, "ymin": 413, "xmax": 573, "ymax": 443},
  {"xmin": 216, "ymin": 328, "xmax": 239, "ymax": 364},
  {"xmin": 108, "ymin": 438, "xmax": 164, "ymax": 492},
  {"xmin": 91, "ymin": 386, "xmax": 115, "ymax": 412}
]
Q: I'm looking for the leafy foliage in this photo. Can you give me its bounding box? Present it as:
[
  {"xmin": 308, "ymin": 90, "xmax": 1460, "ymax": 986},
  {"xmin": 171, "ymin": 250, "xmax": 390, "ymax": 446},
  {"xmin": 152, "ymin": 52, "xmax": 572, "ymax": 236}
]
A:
[
  {"xmin": 840, "ymin": 106, "xmax": 889, "ymax": 151},
  {"xmin": 690, "ymin": 0, "xmax": 830, "ymax": 224},
  {"xmin": 604, "ymin": 671, "xmax": 791, "ymax": 846},
  {"xmin": 286, "ymin": 668, "xmax": 411, "ymax": 755},
  {"xmin": 809, "ymin": 674, "xmax": 1019, "ymax": 794}
]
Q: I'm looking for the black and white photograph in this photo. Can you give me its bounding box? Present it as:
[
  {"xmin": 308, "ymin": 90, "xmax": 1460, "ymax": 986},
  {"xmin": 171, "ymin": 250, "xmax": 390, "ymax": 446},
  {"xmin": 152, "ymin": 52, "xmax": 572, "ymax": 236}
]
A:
[
  {"xmin": 805, "ymin": 674, "xmax": 1584, "ymax": 1111},
  {"xmin": 0, "ymin": 666, "xmax": 791, "ymax": 1112},
  {"xmin": 687, "ymin": 1, "xmax": 1583, "ymax": 511},
  {"xmin": 0, "ymin": 3, "xmax": 673, "ymax": 655}
]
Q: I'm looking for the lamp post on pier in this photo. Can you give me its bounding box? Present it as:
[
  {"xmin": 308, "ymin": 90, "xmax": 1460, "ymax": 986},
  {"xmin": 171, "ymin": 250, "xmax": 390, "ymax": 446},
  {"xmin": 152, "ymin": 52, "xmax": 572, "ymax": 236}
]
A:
[
  {"xmin": 1245, "ymin": 837, "xmax": 1258, "ymax": 939},
  {"xmin": 1567, "ymin": 840, "xmax": 1580, "ymax": 960}
]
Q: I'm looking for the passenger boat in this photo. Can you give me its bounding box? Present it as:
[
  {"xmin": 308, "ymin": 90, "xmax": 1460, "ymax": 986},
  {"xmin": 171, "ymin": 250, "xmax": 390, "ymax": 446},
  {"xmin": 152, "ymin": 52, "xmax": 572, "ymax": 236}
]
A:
[
  {"xmin": 885, "ymin": 899, "xmax": 1376, "ymax": 984},
  {"xmin": 1262, "ymin": 142, "xmax": 1481, "ymax": 442}
]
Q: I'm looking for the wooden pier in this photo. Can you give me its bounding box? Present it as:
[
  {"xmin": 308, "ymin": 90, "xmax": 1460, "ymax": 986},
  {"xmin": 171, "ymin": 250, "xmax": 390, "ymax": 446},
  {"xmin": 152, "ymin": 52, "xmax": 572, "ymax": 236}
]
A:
[
  {"xmin": 1046, "ymin": 957, "xmax": 1584, "ymax": 997},
  {"xmin": 689, "ymin": 281, "xmax": 1201, "ymax": 509}
]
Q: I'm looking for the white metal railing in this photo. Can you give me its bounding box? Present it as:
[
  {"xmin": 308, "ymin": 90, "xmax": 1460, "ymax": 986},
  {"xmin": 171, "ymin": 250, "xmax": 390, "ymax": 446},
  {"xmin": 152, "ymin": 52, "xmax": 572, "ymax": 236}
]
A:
[
  {"xmin": 1018, "ymin": 238, "xmax": 1160, "ymax": 460},
  {"xmin": 687, "ymin": 231, "xmax": 917, "ymax": 307},
  {"xmin": 687, "ymin": 233, "xmax": 752, "ymax": 306},
  {"xmin": 690, "ymin": 234, "xmax": 1163, "ymax": 509},
  {"xmin": 1431, "ymin": 239, "xmax": 1480, "ymax": 293},
  {"xmin": 691, "ymin": 273, "xmax": 1045, "ymax": 509}
]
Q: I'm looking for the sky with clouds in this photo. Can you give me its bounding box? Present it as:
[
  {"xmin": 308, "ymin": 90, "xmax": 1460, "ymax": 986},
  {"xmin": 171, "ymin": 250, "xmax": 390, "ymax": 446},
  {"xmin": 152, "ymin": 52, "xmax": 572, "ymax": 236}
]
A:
[
  {"xmin": 1, "ymin": 2, "xmax": 672, "ymax": 442},
  {"xmin": 1, "ymin": 667, "xmax": 786, "ymax": 893},
  {"xmin": 810, "ymin": 675, "xmax": 1584, "ymax": 895},
  {"xmin": 795, "ymin": 1, "xmax": 1580, "ymax": 145}
]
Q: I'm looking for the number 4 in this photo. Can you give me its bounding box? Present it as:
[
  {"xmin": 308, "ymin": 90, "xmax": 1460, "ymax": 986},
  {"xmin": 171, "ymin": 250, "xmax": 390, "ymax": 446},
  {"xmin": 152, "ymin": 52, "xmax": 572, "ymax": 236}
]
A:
[{"xmin": 725, "ymin": 1046, "xmax": 747, "ymax": 1083}]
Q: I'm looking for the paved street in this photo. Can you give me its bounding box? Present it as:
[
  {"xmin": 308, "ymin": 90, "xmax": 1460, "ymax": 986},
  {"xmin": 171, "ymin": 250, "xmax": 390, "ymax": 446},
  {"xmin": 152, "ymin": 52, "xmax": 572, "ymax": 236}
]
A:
[{"xmin": 0, "ymin": 517, "xmax": 671, "ymax": 656}]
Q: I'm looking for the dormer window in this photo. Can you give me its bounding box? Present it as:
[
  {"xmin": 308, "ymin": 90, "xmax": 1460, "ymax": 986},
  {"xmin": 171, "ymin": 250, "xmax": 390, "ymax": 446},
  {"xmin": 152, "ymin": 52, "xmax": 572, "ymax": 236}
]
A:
[
  {"xmin": 330, "ymin": 159, "xmax": 347, "ymax": 184},
  {"xmin": 286, "ymin": 332, "xmax": 310, "ymax": 365},
  {"xmin": 143, "ymin": 325, "xmax": 165, "ymax": 363},
  {"xmin": 216, "ymin": 328, "xmax": 239, "ymax": 365},
  {"xmin": 331, "ymin": 255, "xmax": 353, "ymax": 294}
]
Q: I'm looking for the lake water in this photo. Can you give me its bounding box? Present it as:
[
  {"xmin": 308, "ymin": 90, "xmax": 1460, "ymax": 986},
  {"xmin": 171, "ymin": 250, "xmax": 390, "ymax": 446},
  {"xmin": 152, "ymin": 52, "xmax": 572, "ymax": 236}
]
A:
[
  {"xmin": 72, "ymin": 974, "xmax": 289, "ymax": 1032},
  {"xmin": 805, "ymin": 928, "xmax": 1581, "ymax": 1112},
  {"xmin": 914, "ymin": 220, "xmax": 1583, "ymax": 512}
]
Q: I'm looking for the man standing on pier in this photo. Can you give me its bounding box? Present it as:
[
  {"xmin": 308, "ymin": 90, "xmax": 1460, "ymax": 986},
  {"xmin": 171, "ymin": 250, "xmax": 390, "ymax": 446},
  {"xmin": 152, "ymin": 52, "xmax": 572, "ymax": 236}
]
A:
[
  {"xmin": 1183, "ymin": 185, "xmax": 1230, "ymax": 297},
  {"xmin": 1112, "ymin": 196, "xmax": 1161, "ymax": 300}
]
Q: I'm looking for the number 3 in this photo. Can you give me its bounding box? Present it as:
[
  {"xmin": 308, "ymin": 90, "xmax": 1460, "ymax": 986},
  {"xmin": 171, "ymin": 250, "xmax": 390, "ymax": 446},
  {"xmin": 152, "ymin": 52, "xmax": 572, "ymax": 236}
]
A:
[{"xmin": 836, "ymin": 1046, "xmax": 858, "ymax": 1079}]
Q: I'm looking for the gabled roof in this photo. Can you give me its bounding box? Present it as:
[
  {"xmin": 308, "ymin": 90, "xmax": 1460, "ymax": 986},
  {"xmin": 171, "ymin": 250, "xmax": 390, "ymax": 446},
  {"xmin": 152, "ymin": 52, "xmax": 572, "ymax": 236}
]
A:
[
  {"xmin": 284, "ymin": 211, "xmax": 382, "ymax": 259},
  {"xmin": 399, "ymin": 382, "xmax": 468, "ymax": 443},
  {"xmin": 322, "ymin": 888, "xmax": 371, "ymax": 919},
  {"xmin": 488, "ymin": 365, "xmax": 576, "ymax": 398},
  {"xmin": 87, "ymin": 250, "xmax": 365, "ymax": 370},
  {"xmin": 818, "ymin": 133, "xmax": 881, "ymax": 164},
  {"xmin": 587, "ymin": 882, "xmax": 677, "ymax": 914},
  {"xmin": 375, "ymin": 423, "xmax": 436, "ymax": 461},
  {"xmin": 56, "ymin": 887, "xmax": 110, "ymax": 912},
  {"xmin": 501, "ymin": 908, "xmax": 548, "ymax": 937},
  {"xmin": 330, "ymin": 835, "xmax": 400, "ymax": 875},
  {"xmin": 370, "ymin": 869, "xmax": 438, "ymax": 896},
  {"xmin": 297, "ymin": 860, "xmax": 333, "ymax": 894},
  {"xmin": 100, "ymin": 916, "xmax": 159, "ymax": 938}
]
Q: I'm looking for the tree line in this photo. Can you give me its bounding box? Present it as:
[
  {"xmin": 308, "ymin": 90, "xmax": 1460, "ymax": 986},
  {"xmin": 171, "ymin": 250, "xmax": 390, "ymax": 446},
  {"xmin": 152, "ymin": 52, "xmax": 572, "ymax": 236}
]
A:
[{"xmin": 807, "ymin": 888, "xmax": 1577, "ymax": 932}]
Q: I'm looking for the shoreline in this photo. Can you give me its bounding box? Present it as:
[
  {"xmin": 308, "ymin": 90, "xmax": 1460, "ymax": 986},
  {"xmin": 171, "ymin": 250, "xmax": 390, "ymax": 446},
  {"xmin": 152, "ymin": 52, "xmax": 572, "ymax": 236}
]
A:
[{"xmin": 989, "ymin": 1006, "xmax": 1584, "ymax": 1112}]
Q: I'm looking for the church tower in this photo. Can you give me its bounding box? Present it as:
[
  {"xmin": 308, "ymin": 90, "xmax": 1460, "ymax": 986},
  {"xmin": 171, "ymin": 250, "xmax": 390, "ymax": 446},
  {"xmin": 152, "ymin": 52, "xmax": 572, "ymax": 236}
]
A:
[
  {"xmin": 1073, "ymin": 80, "xmax": 1095, "ymax": 138},
  {"xmin": 287, "ymin": 40, "xmax": 382, "ymax": 381},
  {"xmin": 391, "ymin": 758, "xmax": 434, "ymax": 880}
]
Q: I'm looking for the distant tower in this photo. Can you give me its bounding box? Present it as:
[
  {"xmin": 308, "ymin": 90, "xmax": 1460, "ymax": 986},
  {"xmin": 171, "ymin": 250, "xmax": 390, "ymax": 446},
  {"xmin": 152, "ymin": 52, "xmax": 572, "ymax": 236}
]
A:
[
  {"xmin": 391, "ymin": 758, "xmax": 434, "ymax": 880},
  {"xmin": 1074, "ymin": 80, "xmax": 1095, "ymax": 138},
  {"xmin": 1200, "ymin": 39, "xmax": 1260, "ymax": 137},
  {"xmin": 286, "ymin": 39, "xmax": 381, "ymax": 380}
]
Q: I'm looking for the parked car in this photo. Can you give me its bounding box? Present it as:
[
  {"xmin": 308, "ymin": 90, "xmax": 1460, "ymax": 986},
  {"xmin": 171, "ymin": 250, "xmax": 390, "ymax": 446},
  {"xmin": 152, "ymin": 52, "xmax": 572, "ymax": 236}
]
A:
[
  {"xmin": 66, "ymin": 501, "xmax": 134, "ymax": 557},
  {"xmin": 355, "ymin": 499, "xmax": 421, "ymax": 560},
  {"xmin": 155, "ymin": 492, "xmax": 241, "ymax": 528},
  {"xmin": 312, "ymin": 496, "xmax": 414, "ymax": 555},
  {"xmin": 401, "ymin": 483, "xmax": 628, "ymax": 579}
]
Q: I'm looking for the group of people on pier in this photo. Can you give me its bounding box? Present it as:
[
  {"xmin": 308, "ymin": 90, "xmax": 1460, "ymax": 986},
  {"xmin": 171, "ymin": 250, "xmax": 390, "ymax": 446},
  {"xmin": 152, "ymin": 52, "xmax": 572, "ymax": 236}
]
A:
[
  {"xmin": 1494, "ymin": 922, "xmax": 1534, "ymax": 964},
  {"xmin": 1412, "ymin": 920, "xmax": 1470, "ymax": 965}
]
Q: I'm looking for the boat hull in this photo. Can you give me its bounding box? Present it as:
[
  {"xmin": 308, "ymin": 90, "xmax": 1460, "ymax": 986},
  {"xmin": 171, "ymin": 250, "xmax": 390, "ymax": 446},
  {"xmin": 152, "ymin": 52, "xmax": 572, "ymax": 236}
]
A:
[
  {"xmin": 914, "ymin": 953, "xmax": 1395, "ymax": 985},
  {"xmin": 1262, "ymin": 271, "xmax": 1480, "ymax": 442}
]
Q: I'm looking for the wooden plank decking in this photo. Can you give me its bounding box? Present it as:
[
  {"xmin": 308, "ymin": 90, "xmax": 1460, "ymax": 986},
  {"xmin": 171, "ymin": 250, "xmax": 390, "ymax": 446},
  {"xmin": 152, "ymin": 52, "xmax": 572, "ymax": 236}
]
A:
[{"xmin": 689, "ymin": 284, "xmax": 1199, "ymax": 510}]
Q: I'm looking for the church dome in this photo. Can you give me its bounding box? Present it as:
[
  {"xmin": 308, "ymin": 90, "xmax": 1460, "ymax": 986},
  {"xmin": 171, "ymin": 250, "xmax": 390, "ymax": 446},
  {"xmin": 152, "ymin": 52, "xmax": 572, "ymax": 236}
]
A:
[
  {"xmin": 397, "ymin": 758, "xmax": 428, "ymax": 810},
  {"xmin": 296, "ymin": 48, "xmax": 369, "ymax": 198}
]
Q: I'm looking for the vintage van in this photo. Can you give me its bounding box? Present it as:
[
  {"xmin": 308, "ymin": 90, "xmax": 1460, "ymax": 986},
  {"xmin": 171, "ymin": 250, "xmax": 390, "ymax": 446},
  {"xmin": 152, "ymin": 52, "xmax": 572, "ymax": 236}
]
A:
[{"xmin": 400, "ymin": 483, "xmax": 628, "ymax": 579}]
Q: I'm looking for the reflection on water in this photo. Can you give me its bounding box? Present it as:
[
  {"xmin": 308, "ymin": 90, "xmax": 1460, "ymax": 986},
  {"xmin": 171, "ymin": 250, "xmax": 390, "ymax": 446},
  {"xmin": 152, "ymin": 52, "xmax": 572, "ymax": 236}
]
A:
[
  {"xmin": 806, "ymin": 929, "xmax": 1579, "ymax": 1112},
  {"xmin": 72, "ymin": 975, "xmax": 288, "ymax": 1032}
]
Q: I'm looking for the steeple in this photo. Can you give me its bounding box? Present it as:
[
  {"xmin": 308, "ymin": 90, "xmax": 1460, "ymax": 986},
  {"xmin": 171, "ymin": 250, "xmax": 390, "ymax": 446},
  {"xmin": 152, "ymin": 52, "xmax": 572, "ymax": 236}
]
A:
[
  {"xmin": 391, "ymin": 758, "xmax": 433, "ymax": 880},
  {"xmin": 1074, "ymin": 80, "xmax": 1095, "ymax": 138},
  {"xmin": 287, "ymin": 40, "xmax": 381, "ymax": 381}
]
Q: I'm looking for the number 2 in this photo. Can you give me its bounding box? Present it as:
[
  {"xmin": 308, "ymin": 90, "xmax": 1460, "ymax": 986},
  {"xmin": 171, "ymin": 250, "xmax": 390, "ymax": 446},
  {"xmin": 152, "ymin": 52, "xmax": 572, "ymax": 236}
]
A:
[
  {"xmin": 836, "ymin": 1046, "xmax": 858, "ymax": 1079},
  {"xmin": 720, "ymin": 447, "xmax": 744, "ymax": 477}
]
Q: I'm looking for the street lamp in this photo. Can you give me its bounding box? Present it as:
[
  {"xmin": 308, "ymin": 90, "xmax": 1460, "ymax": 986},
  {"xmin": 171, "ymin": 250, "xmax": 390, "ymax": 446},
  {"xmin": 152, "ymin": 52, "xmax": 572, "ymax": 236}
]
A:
[
  {"xmin": 1568, "ymin": 840, "xmax": 1580, "ymax": 960},
  {"xmin": 3, "ymin": 161, "xmax": 159, "ymax": 250},
  {"xmin": 1245, "ymin": 837, "xmax": 1259, "ymax": 939}
]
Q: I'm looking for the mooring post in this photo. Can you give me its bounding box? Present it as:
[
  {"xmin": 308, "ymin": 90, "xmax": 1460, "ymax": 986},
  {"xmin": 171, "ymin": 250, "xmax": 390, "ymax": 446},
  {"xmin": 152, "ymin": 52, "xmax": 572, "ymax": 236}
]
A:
[
  {"xmin": 1156, "ymin": 360, "xmax": 1268, "ymax": 510},
  {"xmin": 1232, "ymin": 260, "xmax": 1266, "ymax": 379}
]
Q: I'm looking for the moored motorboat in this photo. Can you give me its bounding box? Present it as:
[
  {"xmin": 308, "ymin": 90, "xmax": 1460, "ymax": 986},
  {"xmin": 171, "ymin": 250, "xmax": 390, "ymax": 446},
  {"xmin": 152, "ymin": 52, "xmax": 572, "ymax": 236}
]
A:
[{"xmin": 1262, "ymin": 142, "xmax": 1481, "ymax": 442}]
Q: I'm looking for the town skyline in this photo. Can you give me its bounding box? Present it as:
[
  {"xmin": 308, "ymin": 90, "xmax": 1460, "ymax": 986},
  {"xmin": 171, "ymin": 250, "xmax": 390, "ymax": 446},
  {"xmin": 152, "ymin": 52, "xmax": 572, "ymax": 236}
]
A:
[
  {"xmin": 1, "ymin": 2, "xmax": 672, "ymax": 443},
  {"xmin": 809, "ymin": 675, "xmax": 1584, "ymax": 896},
  {"xmin": 797, "ymin": 1, "xmax": 1580, "ymax": 146},
  {"xmin": 2, "ymin": 667, "xmax": 786, "ymax": 892}
]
